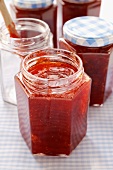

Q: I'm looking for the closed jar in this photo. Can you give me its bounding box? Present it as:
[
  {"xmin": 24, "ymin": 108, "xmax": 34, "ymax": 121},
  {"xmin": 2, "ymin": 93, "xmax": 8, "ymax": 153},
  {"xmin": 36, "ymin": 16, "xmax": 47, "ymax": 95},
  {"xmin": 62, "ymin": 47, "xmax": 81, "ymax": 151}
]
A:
[
  {"xmin": 0, "ymin": 18, "xmax": 52, "ymax": 105},
  {"xmin": 59, "ymin": 16, "xmax": 113, "ymax": 106},
  {"xmin": 15, "ymin": 48, "xmax": 91, "ymax": 156},
  {"xmin": 59, "ymin": 0, "xmax": 101, "ymax": 25},
  {"xmin": 10, "ymin": 0, "xmax": 58, "ymax": 47}
]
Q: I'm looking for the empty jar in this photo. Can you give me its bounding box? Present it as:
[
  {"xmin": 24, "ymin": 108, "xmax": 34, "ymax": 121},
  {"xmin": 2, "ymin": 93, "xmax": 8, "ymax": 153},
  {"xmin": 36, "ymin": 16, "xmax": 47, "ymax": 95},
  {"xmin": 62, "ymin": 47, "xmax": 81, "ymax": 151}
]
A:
[
  {"xmin": 59, "ymin": 16, "xmax": 113, "ymax": 106},
  {"xmin": 15, "ymin": 48, "xmax": 91, "ymax": 156},
  {"xmin": 0, "ymin": 18, "xmax": 52, "ymax": 105}
]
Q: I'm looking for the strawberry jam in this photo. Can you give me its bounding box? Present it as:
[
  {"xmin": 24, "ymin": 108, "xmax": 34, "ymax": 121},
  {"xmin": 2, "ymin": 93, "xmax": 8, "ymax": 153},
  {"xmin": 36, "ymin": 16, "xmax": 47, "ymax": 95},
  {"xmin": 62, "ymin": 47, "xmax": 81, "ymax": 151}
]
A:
[
  {"xmin": 60, "ymin": 0, "xmax": 101, "ymax": 25},
  {"xmin": 59, "ymin": 16, "xmax": 113, "ymax": 106},
  {"xmin": 15, "ymin": 48, "xmax": 91, "ymax": 156}
]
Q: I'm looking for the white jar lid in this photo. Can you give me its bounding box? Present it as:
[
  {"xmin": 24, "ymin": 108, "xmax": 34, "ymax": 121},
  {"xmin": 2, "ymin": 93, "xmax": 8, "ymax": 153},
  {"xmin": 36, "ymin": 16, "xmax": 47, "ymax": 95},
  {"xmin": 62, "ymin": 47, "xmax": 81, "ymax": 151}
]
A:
[
  {"xmin": 63, "ymin": 16, "xmax": 113, "ymax": 47},
  {"xmin": 13, "ymin": 0, "xmax": 54, "ymax": 9}
]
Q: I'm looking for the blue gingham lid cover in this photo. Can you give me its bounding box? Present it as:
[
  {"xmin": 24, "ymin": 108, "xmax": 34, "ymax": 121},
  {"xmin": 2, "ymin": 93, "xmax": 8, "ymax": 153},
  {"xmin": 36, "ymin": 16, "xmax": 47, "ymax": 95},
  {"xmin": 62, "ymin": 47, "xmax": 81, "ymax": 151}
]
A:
[
  {"xmin": 13, "ymin": 0, "xmax": 54, "ymax": 9},
  {"xmin": 63, "ymin": 16, "xmax": 113, "ymax": 47}
]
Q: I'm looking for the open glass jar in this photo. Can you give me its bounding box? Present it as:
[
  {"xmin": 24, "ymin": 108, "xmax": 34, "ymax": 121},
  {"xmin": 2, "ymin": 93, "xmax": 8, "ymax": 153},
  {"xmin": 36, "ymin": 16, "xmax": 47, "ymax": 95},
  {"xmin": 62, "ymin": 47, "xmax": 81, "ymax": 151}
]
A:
[
  {"xmin": 0, "ymin": 18, "xmax": 52, "ymax": 105},
  {"xmin": 59, "ymin": 16, "xmax": 113, "ymax": 106},
  {"xmin": 10, "ymin": 0, "xmax": 58, "ymax": 47},
  {"xmin": 15, "ymin": 48, "xmax": 91, "ymax": 156}
]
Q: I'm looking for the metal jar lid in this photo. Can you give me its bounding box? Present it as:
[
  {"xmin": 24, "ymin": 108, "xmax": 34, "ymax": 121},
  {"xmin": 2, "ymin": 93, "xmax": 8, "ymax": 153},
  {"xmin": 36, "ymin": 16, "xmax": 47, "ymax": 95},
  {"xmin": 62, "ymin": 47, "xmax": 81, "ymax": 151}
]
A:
[
  {"xmin": 63, "ymin": 16, "xmax": 113, "ymax": 47},
  {"xmin": 13, "ymin": 0, "xmax": 54, "ymax": 9}
]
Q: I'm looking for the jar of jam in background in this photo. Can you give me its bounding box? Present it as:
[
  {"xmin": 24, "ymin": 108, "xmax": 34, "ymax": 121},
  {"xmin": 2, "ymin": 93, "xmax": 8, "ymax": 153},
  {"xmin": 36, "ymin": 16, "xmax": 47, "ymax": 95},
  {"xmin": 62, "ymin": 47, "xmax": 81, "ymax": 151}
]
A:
[
  {"xmin": 0, "ymin": 18, "xmax": 52, "ymax": 105},
  {"xmin": 15, "ymin": 48, "xmax": 91, "ymax": 156},
  {"xmin": 59, "ymin": 0, "xmax": 101, "ymax": 26},
  {"xmin": 10, "ymin": 0, "xmax": 58, "ymax": 47},
  {"xmin": 59, "ymin": 16, "xmax": 113, "ymax": 106}
]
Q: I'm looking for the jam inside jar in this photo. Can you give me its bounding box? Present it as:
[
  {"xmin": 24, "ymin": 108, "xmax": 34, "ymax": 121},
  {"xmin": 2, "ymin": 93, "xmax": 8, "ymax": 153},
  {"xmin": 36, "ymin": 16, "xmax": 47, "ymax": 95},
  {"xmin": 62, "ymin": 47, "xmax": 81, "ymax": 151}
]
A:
[
  {"xmin": 10, "ymin": 0, "xmax": 57, "ymax": 47},
  {"xmin": 59, "ymin": 16, "xmax": 113, "ymax": 106},
  {"xmin": 59, "ymin": 0, "xmax": 101, "ymax": 25},
  {"xmin": 15, "ymin": 48, "xmax": 91, "ymax": 156}
]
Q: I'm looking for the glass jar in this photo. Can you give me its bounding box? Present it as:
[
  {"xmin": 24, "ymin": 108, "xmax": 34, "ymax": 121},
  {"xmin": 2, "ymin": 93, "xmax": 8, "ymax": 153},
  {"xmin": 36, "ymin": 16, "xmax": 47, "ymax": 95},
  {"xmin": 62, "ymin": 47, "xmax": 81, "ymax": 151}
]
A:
[
  {"xmin": 15, "ymin": 48, "xmax": 91, "ymax": 156},
  {"xmin": 0, "ymin": 18, "xmax": 52, "ymax": 105},
  {"xmin": 59, "ymin": 16, "xmax": 113, "ymax": 106},
  {"xmin": 10, "ymin": 0, "xmax": 57, "ymax": 47},
  {"xmin": 59, "ymin": 0, "xmax": 101, "ymax": 25}
]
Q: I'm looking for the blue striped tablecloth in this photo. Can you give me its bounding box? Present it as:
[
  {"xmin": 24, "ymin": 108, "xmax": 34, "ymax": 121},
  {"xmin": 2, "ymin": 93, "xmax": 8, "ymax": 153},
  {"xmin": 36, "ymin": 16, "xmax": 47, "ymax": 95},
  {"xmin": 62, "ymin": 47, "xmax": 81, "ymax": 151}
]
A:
[{"xmin": 0, "ymin": 89, "xmax": 113, "ymax": 170}]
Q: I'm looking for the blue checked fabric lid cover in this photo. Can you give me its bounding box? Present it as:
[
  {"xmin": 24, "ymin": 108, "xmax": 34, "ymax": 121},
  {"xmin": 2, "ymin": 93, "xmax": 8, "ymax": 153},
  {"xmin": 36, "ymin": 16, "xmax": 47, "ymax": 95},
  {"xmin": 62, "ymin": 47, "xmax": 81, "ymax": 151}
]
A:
[
  {"xmin": 13, "ymin": 0, "xmax": 54, "ymax": 9},
  {"xmin": 63, "ymin": 0, "xmax": 94, "ymax": 3},
  {"xmin": 63, "ymin": 16, "xmax": 113, "ymax": 47}
]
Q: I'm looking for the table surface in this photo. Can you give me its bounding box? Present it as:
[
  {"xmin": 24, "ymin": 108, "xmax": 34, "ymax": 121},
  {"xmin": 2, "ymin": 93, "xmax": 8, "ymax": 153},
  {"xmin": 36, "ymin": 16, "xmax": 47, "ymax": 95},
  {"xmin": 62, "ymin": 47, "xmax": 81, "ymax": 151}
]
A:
[
  {"xmin": 0, "ymin": 0, "xmax": 113, "ymax": 169},
  {"xmin": 0, "ymin": 89, "xmax": 113, "ymax": 170}
]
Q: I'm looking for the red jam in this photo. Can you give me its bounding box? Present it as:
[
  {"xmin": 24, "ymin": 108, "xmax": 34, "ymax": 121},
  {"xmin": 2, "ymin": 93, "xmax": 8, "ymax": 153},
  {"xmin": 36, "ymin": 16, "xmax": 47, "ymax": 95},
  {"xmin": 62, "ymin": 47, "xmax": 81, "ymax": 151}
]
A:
[
  {"xmin": 59, "ymin": 39, "xmax": 113, "ymax": 106},
  {"xmin": 8, "ymin": 22, "xmax": 20, "ymax": 38},
  {"xmin": 61, "ymin": 0, "xmax": 101, "ymax": 25},
  {"xmin": 15, "ymin": 49, "xmax": 91, "ymax": 156},
  {"xmin": 10, "ymin": 4, "xmax": 57, "ymax": 47}
]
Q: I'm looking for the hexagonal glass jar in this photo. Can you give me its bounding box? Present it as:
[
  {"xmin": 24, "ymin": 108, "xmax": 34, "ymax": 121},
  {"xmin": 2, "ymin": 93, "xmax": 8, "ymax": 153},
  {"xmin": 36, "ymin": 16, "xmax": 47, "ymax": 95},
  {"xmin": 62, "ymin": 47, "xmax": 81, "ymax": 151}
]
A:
[
  {"xmin": 59, "ymin": 16, "xmax": 113, "ymax": 106},
  {"xmin": 59, "ymin": 0, "xmax": 101, "ymax": 25},
  {"xmin": 15, "ymin": 48, "xmax": 91, "ymax": 156}
]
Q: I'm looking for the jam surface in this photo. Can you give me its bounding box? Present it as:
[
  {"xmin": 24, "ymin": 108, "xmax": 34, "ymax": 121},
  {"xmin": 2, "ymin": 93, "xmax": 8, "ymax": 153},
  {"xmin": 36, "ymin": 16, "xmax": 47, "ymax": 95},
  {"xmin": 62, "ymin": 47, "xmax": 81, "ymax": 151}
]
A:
[
  {"xmin": 28, "ymin": 59, "xmax": 77, "ymax": 79},
  {"xmin": 59, "ymin": 39, "xmax": 113, "ymax": 106},
  {"xmin": 62, "ymin": 0, "xmax": 101, "ymax": 24},
  {"xmin": 15, "ymin": 55, "xmax": 91, "ymax": 155}
]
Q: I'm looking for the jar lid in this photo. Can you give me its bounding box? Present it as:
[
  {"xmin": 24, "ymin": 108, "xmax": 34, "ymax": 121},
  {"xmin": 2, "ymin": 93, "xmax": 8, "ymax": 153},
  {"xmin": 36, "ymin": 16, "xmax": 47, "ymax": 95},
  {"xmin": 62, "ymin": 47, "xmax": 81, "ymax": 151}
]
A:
[
  {"xmin": 63, "ymin": 0, "xmax": 94, "ymax": 3},
  {"xmin": 63, "ymin": 16, "xmax": 113, "ymax": 47},
  {"xmin": 13, "ymin": 0, "xmax": 54, "ymax": 9}
]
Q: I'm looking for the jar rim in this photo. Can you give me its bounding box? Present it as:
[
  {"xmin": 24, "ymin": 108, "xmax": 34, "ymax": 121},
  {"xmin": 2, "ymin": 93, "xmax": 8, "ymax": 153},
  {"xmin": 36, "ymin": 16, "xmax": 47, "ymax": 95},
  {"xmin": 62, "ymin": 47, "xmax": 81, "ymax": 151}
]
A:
[
  {"xmin": 21, "ymin": 48, "xmax": 84, "ymax": 83},
  {"xmin": 0, "ymin": 18, "xmax": 50, "ymax": 41}
]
